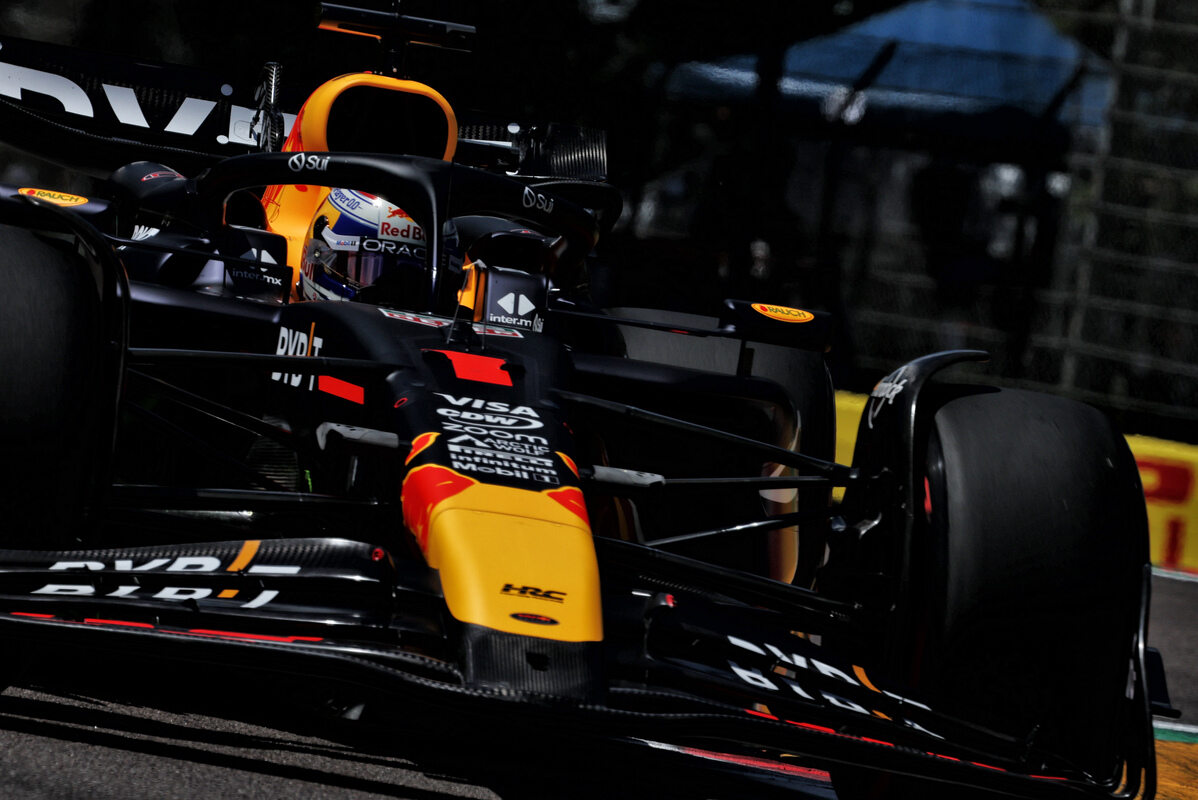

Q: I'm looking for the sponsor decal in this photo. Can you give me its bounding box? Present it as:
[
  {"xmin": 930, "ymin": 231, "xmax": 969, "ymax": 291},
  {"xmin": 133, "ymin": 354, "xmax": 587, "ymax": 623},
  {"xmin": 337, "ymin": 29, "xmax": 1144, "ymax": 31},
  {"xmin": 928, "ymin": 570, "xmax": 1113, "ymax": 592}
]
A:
[
  {"xmin": 42, "ymin": 548, "xmax": 299, "ymax": 576},
  {"xmin": 498, "ymin": 292, "xmax": 535, "ymax": 317},
  {"xmin": 511, "ymin": 612, "xmax": 558, "ymax": 626},
  {"xmin": 1140, "ymin": 459, "xmax": 1194, "ymax": 505},
  {"xmin": 288, "ymin": 152, "xmax": 330, "ymax": 172},
  {"xmin": 521, "ymin": 186, "xmax": 554, "ymax": 214},
  {"xmin": 446, "ymin": 433, "xmax": 550, "ymax": 455},
  {"xmin": 751, "ymin": 303, "xmax": 815, "ymax": 323},
  {"xmin": 238, "ymin": 246, "xmax": 279, "ymax": 265},
  {"xmin": 268, "ymin": 323, "xmax": 361, "ymax": 402},
  {"xmin": 378, "ymin": 218, "xmax": 423, "ymax": 242},
  {"xmin": 271, "ymin": 323, "xmax": 324, "ymax": 389},
  {"xmin": 330, "ymin": 188, "xmax": 364, "ymax": 211},
  {"xmin": 501, "ymin": 583, "xmax": 566, "ymax": 603},
  {"xmin": 18, "ymin": 187, "xmax": 88, "ymax": 206},
  {"xmin": 434, "ymin": 394, "xmax": 542, "ymax": 430},
  {"xmin": 29, "ymin": 543, "xmax": 300, "ymax": 609},
  {"xmin": 30, "ymin": 583, "xmax": 279, "ymax": 608},
  {"xmin": 361, "ymin": 238, "xmax": 425, "ymax": 258},
  {"xmin": 448, "ymin": 442, "xmax": 559, "ymax": 485},
  {"xmin": 487, "ymin": 314, "xmax": 542, "ymax": 331},
  {"xmin": 727, "ymin": 634, "xmax": 865, "ymax": 691},
  {"xmin": 435, "ymin": 395, "xmax": 540, "ymax": 417},
  {"xmin": 440, "ymin": 424, "xmax": 549, "ymax": 444},
  {"xmin": 445, "ymin": 445, "xmax": 555, "ymax": 469},
  {"xmin": 1134, "ymin": 448, "xmax": 1198, "ymax": 571},
  {"xmin": 0, "ymin": 58, "xmax": 295, "ymax": 147},
  {"xmin": 230, "ymin": 247, "xmax": 285, "ymax": 288},
  {"xmin": 49, "ymin": 556, "xmax": 219, "ymax": 572},
  {"xmin": 436, "ymin": 407, "xmax": 542, "ymax": 431},
  {"xmin": 378, "ymin": 308, "xmax": 524, "ymax": 338},
  {"xmin": 320, "ymin": 229, "xmax": 361, "ymax": 250},
  {"xmin": 725, "ymin": 635, "xmax": 942, "ymax": 739},
  {"xmin": 131, "ymin": 225, "xmax": 160, "ymax": 241},
  {"xmin": 866, "ymin": 365, "xmax": 909, "ymax": 430},
  {"xmin": 488, "ymin": 288, "xmax": 543, "ymax": 332},
  {"xmin": 482, "ymin": 269, "xmax": 546, "ymax": 334},
  {"xmin": 230, "ymin": 269, "xmax": 283, "ymax": 287}
]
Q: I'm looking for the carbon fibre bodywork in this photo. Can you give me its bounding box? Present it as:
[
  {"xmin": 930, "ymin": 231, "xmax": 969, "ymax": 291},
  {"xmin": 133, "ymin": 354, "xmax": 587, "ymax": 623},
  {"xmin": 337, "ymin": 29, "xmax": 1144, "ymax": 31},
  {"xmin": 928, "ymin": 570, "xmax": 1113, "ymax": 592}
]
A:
[{"xmin": 0, "ymin": 24, "xmax": 1167, "ymax": 800}]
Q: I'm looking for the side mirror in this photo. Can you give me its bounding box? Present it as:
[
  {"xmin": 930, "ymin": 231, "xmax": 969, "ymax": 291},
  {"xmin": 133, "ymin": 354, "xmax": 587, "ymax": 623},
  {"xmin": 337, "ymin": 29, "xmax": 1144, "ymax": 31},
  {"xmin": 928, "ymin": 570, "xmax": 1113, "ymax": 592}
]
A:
[{"xmin": 718, "ymin": 299, "xmax": 834, "ymax": 353}]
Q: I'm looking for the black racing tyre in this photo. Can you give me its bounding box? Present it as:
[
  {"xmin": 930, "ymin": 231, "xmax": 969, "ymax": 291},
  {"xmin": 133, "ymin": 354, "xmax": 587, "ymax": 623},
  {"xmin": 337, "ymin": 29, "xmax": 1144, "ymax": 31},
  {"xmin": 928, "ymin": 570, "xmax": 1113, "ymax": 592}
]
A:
[
  {"xmin": 600, "ymin": 308, "xmax": 835, "ymax": 583},
  {"xmin": 835, "ymin": 385, "xmax": 1147, "ymax": 798},
  {"xmin": 0, "ymin": 224, "xmax": 105, "ymax": 546}
]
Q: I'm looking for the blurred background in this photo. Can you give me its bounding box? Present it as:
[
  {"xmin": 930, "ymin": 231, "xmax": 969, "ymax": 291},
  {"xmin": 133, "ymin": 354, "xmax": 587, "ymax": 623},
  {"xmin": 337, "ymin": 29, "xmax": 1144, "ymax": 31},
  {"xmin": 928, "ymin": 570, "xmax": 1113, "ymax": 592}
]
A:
[{"xmin": 3, "ymin": 0, "xmax": 1197, "ymax": 444}]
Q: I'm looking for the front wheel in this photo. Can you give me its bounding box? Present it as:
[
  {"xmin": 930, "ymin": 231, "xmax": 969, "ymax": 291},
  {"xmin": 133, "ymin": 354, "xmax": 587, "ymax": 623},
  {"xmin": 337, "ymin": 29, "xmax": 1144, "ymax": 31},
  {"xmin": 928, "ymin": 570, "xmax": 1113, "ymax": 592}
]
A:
[{"xmin": 836, "ymin": 386, "xmax": 1148, "ymax": 798}]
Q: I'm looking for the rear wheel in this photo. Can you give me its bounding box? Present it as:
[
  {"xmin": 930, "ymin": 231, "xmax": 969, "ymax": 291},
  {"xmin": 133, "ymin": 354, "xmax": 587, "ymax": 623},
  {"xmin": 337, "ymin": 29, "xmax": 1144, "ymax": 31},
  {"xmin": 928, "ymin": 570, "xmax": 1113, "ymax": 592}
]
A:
[
  {"xmin": 0, "ymin": 224, "xmax": 107, "ymax": 547},
  {"xmin": 835, "ymin": 386, "xmax": 1147, "ymax": 798}
]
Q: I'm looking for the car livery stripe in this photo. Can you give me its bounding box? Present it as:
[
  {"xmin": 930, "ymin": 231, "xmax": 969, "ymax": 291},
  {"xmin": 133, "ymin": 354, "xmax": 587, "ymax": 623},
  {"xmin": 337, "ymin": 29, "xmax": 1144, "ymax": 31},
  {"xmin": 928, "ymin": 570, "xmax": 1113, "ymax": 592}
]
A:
[
  {"xmin": 556, "ymin": 451, "xmax": 579, "ymax": 477},
  {"xmin": 318, "ymin": 375, "xmax": 365, "ymax": 404},
  {"xmin": 853, "ymin": 664, "xmax": 883, "ymax": 694},
  {"xmin": 635, "ymin": 739, "xmax": 830, "ymax": 782},
  {"xmin": 402, "ymin": 464, "xmax": 478, "ymax": 549},
  {"xmin": 545, "ymin": 486, "xmax": 589, "ymax": 525},
  {"xmin": 5, "ymin": 614, "xmax": 325, "ymax": 644},
  {"xmin": 181, "ymin": 629, "xmax": 324, "ymax": 643},
  {"xmin": 426, "ymin": 350, "xmax": 513, "ymax": 386},
  {"xmin": 741, "ymin": 709, "xmax": 1072, "ymax": 783},
  {"xmin": 227, "ymin": 540, "xmax": 260, "ymax": 572},
  {"xmin": 406, "ymin": 432, "xmax": 440, "ymax": 466}
]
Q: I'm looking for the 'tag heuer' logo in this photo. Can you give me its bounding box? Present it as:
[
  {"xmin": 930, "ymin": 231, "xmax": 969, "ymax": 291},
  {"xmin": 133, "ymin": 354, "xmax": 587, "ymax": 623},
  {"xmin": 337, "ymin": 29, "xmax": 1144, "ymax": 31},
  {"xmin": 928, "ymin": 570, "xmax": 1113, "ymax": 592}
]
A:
[{"xmin": 751, "ymin": 303, "xmax": 815, "ymax": 323}]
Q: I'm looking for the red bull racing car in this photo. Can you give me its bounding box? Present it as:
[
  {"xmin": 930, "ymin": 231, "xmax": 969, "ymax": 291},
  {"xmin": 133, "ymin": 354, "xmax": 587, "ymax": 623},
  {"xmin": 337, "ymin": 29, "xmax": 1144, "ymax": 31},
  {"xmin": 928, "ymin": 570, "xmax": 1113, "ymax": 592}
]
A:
[{"xmin": 0, "ymin": 7, "xmax": 1176, "ymax": 798}]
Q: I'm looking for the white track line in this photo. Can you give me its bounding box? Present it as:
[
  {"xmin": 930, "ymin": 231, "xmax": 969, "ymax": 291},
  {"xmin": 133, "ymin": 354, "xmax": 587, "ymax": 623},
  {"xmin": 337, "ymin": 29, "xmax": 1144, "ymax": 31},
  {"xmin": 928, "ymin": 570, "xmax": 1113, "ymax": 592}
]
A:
[
  {"xmin": 1155, "ymin": 720, "xmax": 1198, "ymax": 736},
  {"xmin": 1152, "ymin": 567, "xmax": 1198, "ymax": 584}
]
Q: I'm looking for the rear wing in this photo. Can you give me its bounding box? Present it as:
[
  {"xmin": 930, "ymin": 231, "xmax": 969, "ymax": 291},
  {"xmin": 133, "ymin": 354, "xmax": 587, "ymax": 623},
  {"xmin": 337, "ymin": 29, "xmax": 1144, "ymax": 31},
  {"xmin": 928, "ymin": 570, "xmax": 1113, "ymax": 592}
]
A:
[
  {"xmin": 0, "ymin": 33, "xmax": 608, "ymax": 183},
  {"xmin": 0, "ymin": 36, "xmax": 274, "ymax": 175}
]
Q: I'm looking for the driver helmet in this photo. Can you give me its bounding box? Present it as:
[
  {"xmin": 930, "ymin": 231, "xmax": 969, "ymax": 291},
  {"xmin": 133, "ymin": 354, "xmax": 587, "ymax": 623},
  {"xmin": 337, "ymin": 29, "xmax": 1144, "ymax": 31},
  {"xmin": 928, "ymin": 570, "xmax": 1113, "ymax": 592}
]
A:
[{"xmin": 300, "ymin": 188, "xmax": 429, "ymax": 305}]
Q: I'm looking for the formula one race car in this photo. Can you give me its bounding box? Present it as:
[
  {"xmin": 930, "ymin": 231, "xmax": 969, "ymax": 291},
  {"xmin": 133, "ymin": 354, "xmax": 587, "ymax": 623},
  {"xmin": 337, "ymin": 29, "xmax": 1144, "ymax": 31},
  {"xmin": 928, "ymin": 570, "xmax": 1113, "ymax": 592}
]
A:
[{"xmin": 0, "ymin": 7, "xmax": 1173, "ymax": 799}]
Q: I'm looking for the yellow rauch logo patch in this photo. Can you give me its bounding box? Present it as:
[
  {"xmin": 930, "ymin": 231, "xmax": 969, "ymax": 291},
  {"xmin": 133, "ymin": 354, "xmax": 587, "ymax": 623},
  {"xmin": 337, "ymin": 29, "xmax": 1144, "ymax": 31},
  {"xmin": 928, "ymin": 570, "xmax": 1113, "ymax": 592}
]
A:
[
  {"xmin": 18, "ymin": 188, "xmax": 89, "ymax": 207},
  {"xmin": 751, "ymin": 303, "xmax": 815, "ymax": 323}
]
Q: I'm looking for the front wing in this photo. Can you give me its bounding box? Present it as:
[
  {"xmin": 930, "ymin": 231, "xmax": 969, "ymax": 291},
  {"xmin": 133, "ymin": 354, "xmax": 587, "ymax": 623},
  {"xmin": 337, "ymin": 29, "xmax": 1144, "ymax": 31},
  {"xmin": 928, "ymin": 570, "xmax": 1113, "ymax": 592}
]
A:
[{"xmin": 0, "ymin": 534, "xmax": 1141, "ymax": 799}]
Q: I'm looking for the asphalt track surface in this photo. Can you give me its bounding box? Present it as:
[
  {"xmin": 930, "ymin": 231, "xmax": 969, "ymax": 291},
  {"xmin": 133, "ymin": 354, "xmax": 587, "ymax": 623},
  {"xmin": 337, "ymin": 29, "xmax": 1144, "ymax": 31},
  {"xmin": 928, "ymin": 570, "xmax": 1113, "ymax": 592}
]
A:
[{"xmin": 0, "ymin": 572, "xmax": 1192, "ymax": 800}]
